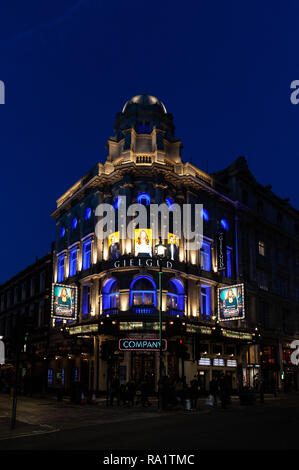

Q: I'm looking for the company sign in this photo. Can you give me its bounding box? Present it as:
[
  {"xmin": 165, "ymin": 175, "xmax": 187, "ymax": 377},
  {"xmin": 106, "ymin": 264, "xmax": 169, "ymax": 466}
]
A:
[{"xmin": 119, "ymin": 338, "xmax": 167, "ymax": 351}]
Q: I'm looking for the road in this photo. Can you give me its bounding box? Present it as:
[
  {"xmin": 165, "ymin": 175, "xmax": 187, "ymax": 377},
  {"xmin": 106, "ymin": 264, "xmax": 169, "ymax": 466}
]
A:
[{"xmin": 0, "ymin": 393, "xmax": 298, "ymax": 450}]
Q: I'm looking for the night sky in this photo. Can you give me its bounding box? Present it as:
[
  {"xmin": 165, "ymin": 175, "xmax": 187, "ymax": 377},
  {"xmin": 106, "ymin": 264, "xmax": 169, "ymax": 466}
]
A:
[{"xmin": 0, "ymin": 0, "xmax": 299, "ymax": 284}]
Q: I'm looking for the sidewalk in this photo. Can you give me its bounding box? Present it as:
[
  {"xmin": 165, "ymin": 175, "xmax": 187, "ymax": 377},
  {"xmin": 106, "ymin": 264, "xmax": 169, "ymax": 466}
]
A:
[{"xmin": 0, "ymin": 391, "xmax": 296, "ymax": 440}]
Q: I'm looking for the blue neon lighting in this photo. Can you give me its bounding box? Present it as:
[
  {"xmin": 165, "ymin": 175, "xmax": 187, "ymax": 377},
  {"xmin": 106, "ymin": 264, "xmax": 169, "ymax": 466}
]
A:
[
  {"xmin": 84, "ymin": 207, "xmax": 91, "ymax": 220},
  {"xmin": 165, "ymin": 197, "xmax": 174, "ymax": 209},
  {"xmin": 221, "ymin": 219, "xmax": 229, "ymax": 230},
  {"xmin": 71, "ymin": 217, "xmax": 78, "ymax": 230},
  {"xmin": 201, "ymin": 208, "xmax": 209, "ymax": 221},
  {"xmin": 137, "ymin": 192, "xmax": 151, "ymax": 206},
  {"xmin": 60, "ymin": 226, "xmax": 65, "ymax": 238},
  {"xmin": 113, "ymin": 196, "xmax": 122, "ymax": 210}
]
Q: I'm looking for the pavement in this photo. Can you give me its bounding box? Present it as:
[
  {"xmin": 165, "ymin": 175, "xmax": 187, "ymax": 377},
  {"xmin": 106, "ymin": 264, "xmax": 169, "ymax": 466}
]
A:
[{"xmin": 0, "ymin": 392, "xmax": 297, "ymax": 450}]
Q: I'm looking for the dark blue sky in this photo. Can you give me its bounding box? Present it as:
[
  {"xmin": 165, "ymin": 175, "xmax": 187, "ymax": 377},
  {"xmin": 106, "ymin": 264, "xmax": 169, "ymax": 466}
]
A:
[{"xmin": 0, "ymin": 0, "xmax": 299, "ymax": 283}]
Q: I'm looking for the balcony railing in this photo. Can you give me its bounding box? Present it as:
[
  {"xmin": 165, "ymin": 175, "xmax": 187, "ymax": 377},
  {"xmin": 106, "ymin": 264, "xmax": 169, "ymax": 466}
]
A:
[
  {"xmin": 166, "ymin": 308, "xmax": 185, "ymax": 318},
  {"xmin": 131, "ymin": 305, "xmax": 157, "ymax": 315},
  {"xmin": 102, "ymin": 308, "xmax": 119, "ymax": 316}
]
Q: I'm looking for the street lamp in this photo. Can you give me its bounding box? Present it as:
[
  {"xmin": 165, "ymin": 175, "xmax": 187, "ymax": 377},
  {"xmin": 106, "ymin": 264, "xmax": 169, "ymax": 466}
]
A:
[{"xmin": 155, "ymin": 237, "xmax": 167, "ymax": 411}]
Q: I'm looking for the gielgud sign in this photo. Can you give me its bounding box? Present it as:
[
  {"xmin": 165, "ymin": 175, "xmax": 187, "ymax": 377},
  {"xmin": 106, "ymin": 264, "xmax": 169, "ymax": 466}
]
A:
[{"xmin": 112, "ymin": 257, "xmax": 174, "ymax": 269}]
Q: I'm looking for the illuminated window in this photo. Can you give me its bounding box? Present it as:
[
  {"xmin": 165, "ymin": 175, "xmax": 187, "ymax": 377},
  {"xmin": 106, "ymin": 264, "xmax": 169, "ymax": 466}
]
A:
[
  {"xmin": 201, "ymin": 285, "xmax": 211, "ymax": 316},
  {"xmin": 57, "ymin": 254, "xmax": 65, "ymax": 282},
  {"xmin": 82, "ymin": 239, "xmax": 91, "ymax": 270},
  {"xmin": 200, "ymin": 242, "xmax": 211, "ymax": 271},
  {"xmin": 137, "ymin": 192, "xmax": 151, "ymax": 206},
  {"xmin": 71, "ymin": 217, "xmax": 78, "ymax": 230},
  {"xmin": 69, "ymin": 247, "xmax": 77, "ymax": 277},
  {"xmin": 60, "ymin": 226, "xmax": 65, "ymax": 238},
  {"xmin": 130, "ymin": 276, "xmax": 156, "ymax": 306},
  {"xmin": 258, "ymin": 240, "xmax": 265, "ymax": 256},
  {"xmin": 220, "ymin": 219, "xmax": 229, "ymax": 231},
  {"xmin": 167, "ymin": 279, "xmax": 185, "ymax": 311},
  {"xmin": 85, "ymin": 207, "xmax": 91, "ymax": 220},
  {"xmin": 82, "ymin": 285, "xmax": 90, "ymax": 316},
  {"xmin": 102, "ymin": 278, "xmax": 120, "ymax": 311}
]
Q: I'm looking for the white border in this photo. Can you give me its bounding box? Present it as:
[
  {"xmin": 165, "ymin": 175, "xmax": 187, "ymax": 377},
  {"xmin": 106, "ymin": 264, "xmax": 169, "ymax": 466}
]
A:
[
  {"xmin": 217, "ymin": 283, "xmax": 245, "ymax": 322},
  {"xmin": 51, "ymin": 283, "xmax": 78, "ymax": 320}
]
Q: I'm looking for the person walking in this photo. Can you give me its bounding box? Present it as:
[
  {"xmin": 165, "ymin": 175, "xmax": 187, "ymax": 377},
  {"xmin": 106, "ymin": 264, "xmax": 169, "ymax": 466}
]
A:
[
  {"xmin": 140, "ymin": 375, "xmax": 150, "ymax": 407},
  {"xmin": 209, "ymin": 378, "xmax": 218, "ymax": 407},
  {"xmin": 110, "ymin": 376, "xmax": 120, "ymax": 406},
  {"xmin": 127, "ymin": 378, "xmax": 136, "ymax": 407},
  {"xmin": 190, "ymin": 375, "xmax": 200, "ymax": 410}
]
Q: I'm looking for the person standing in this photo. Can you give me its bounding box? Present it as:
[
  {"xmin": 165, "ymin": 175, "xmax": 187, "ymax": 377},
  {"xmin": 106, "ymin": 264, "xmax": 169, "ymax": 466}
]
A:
[{"xmin": 190, "ymin": 375, "xmax": 200, "ymax": 410}]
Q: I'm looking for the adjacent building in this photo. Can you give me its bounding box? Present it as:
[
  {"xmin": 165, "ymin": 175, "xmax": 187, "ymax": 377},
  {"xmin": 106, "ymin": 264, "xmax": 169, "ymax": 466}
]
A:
[{"xmin": 0, "ymin": 252, "xmax": 53, "ymax": 394}]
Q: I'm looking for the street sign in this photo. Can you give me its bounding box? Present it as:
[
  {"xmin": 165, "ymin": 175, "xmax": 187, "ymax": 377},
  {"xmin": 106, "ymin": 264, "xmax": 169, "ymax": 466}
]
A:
[{"xmin": 119, "ymin": 338, "xmax": 167, "ymax": 352}]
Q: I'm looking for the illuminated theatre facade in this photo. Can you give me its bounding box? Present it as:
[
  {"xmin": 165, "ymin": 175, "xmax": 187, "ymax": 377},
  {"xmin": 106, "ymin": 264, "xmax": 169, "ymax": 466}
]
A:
[{"xmin": 48, "ymin": 95, "xmax": 298, "ymax": 395}]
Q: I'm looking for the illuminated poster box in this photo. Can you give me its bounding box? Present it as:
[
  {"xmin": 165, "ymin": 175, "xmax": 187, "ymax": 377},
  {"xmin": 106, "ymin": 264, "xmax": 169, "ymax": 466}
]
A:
[
  {"xmin": 51, "ymin": 283, "xmax": 78, "ymax": 319},
  {"xmin": 217, "ymin": 283, "xmax": 245, "ymax": 321}
]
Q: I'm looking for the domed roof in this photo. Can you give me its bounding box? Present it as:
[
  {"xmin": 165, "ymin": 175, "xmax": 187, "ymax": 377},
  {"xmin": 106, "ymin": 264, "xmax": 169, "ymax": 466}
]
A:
[{"xmin": 122, "ymin": 94, "xmax": 167, "ymax": 114}]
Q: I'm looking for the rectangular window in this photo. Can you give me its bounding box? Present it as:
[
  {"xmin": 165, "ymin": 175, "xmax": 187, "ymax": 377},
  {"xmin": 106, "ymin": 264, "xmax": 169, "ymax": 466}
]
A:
[
  {"xmin": 82, "ymin": 239, "xmax": 92, "ymax": 270},
  {"xmin": 82, "ymin": 285, "xmax": 90, "ymax": 315},
  {"xmin": 257, "ymin": 270, "xmax": 269, "ymax": 291},
  {"xmin": 40, "ymin": 271, "xmax": 46, "ymax": 292},
  {"xmin": 57, "ymin": 255, "xmax": 65, "ymax": 282},
  {"xmin": 201, "ymin": 241, "xmax": 211, "ymax": 271},
  {"xmin": 69, "ymin": 247, "xmax": 77, "ymax": 277},
  {"xmin": 258, "ymin": 240, "xmax": 265, "ymax": 256},
  {"xmin": 201, "ymin": 285, "xmax": 211, "ymax": 316}
]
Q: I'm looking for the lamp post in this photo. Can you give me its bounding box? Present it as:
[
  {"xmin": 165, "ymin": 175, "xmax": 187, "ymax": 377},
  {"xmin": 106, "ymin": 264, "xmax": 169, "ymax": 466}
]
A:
[{"xmin": 155, "ymin": 237, "xmax": 167, "ymax": 411}]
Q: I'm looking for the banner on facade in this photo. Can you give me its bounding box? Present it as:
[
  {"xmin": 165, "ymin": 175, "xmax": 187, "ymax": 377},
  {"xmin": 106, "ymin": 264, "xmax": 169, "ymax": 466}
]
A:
[
  {"xmin": 119, "ymin": 338, "xmax": 167, "ymax": 351},
  {"xmin": 217, "ymin": 283, "xmax": 245, "ymax": 321},
  {"xmin": 108, "ymin": 232, "xmax": 120, "ymax": 260},
  {"xmin": 134, "ymin": 228, "xmax": 152, "ymax": 257},
  {"xmin": 216, "ymin": 228, "xmax": 227, "ymax": 271},
  {"xmin": 51, "ymin": 283, "xmax": 78, "ymax": 319}
]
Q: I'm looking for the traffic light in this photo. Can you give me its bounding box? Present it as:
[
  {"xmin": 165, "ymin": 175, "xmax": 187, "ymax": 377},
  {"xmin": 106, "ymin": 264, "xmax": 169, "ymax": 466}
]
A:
[{"xmin": 176, "ymin": 338, "xmax": 190, "ymax": 360}]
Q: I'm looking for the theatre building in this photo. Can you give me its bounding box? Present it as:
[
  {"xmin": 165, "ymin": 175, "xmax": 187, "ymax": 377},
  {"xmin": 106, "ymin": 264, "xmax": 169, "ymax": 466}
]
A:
[{"xmin": 48, "ymin": 94, "xmax": 299, "ymax": 396}]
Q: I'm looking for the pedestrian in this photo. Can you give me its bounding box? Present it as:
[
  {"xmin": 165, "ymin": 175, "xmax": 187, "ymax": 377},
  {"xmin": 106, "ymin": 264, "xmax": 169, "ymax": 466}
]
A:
[
  {"xmin": 209, "ymin": 378, "xmax": 218, "ymax": 407},
  {"xmin": 190, "ymin": 375, "xmax": 200, "ymax": 410},
  {"xmin": 219, "ymin": 374, "xmax": 230, "ymax": 409},
  {"xmin": 127, "ymin": 378, "xmax": 136, "ymax": 407},
  {"xmin": 110, "ymin": 376, "xmax": 120, "ymax": 406},
  {"xmin": 140, "ymin": 374, "xmax": 150, "ymax": 407}
]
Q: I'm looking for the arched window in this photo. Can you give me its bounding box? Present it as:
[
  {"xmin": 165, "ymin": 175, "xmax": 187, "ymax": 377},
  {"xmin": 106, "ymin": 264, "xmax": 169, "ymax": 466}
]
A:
[
  {"xmin": 137, "ymin": 192, "xmax": 151, "ymax": 206},
  {"xmin": 130, "ymin": 276, "xmax": 156, "ymax": 306},
  {"xmin": 102, "ymin": 278, "xmax": 119, "ymax": 312},
  {"xmin": 167, "ymin": 279, "xmax": 185, "ymax": 312}
]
